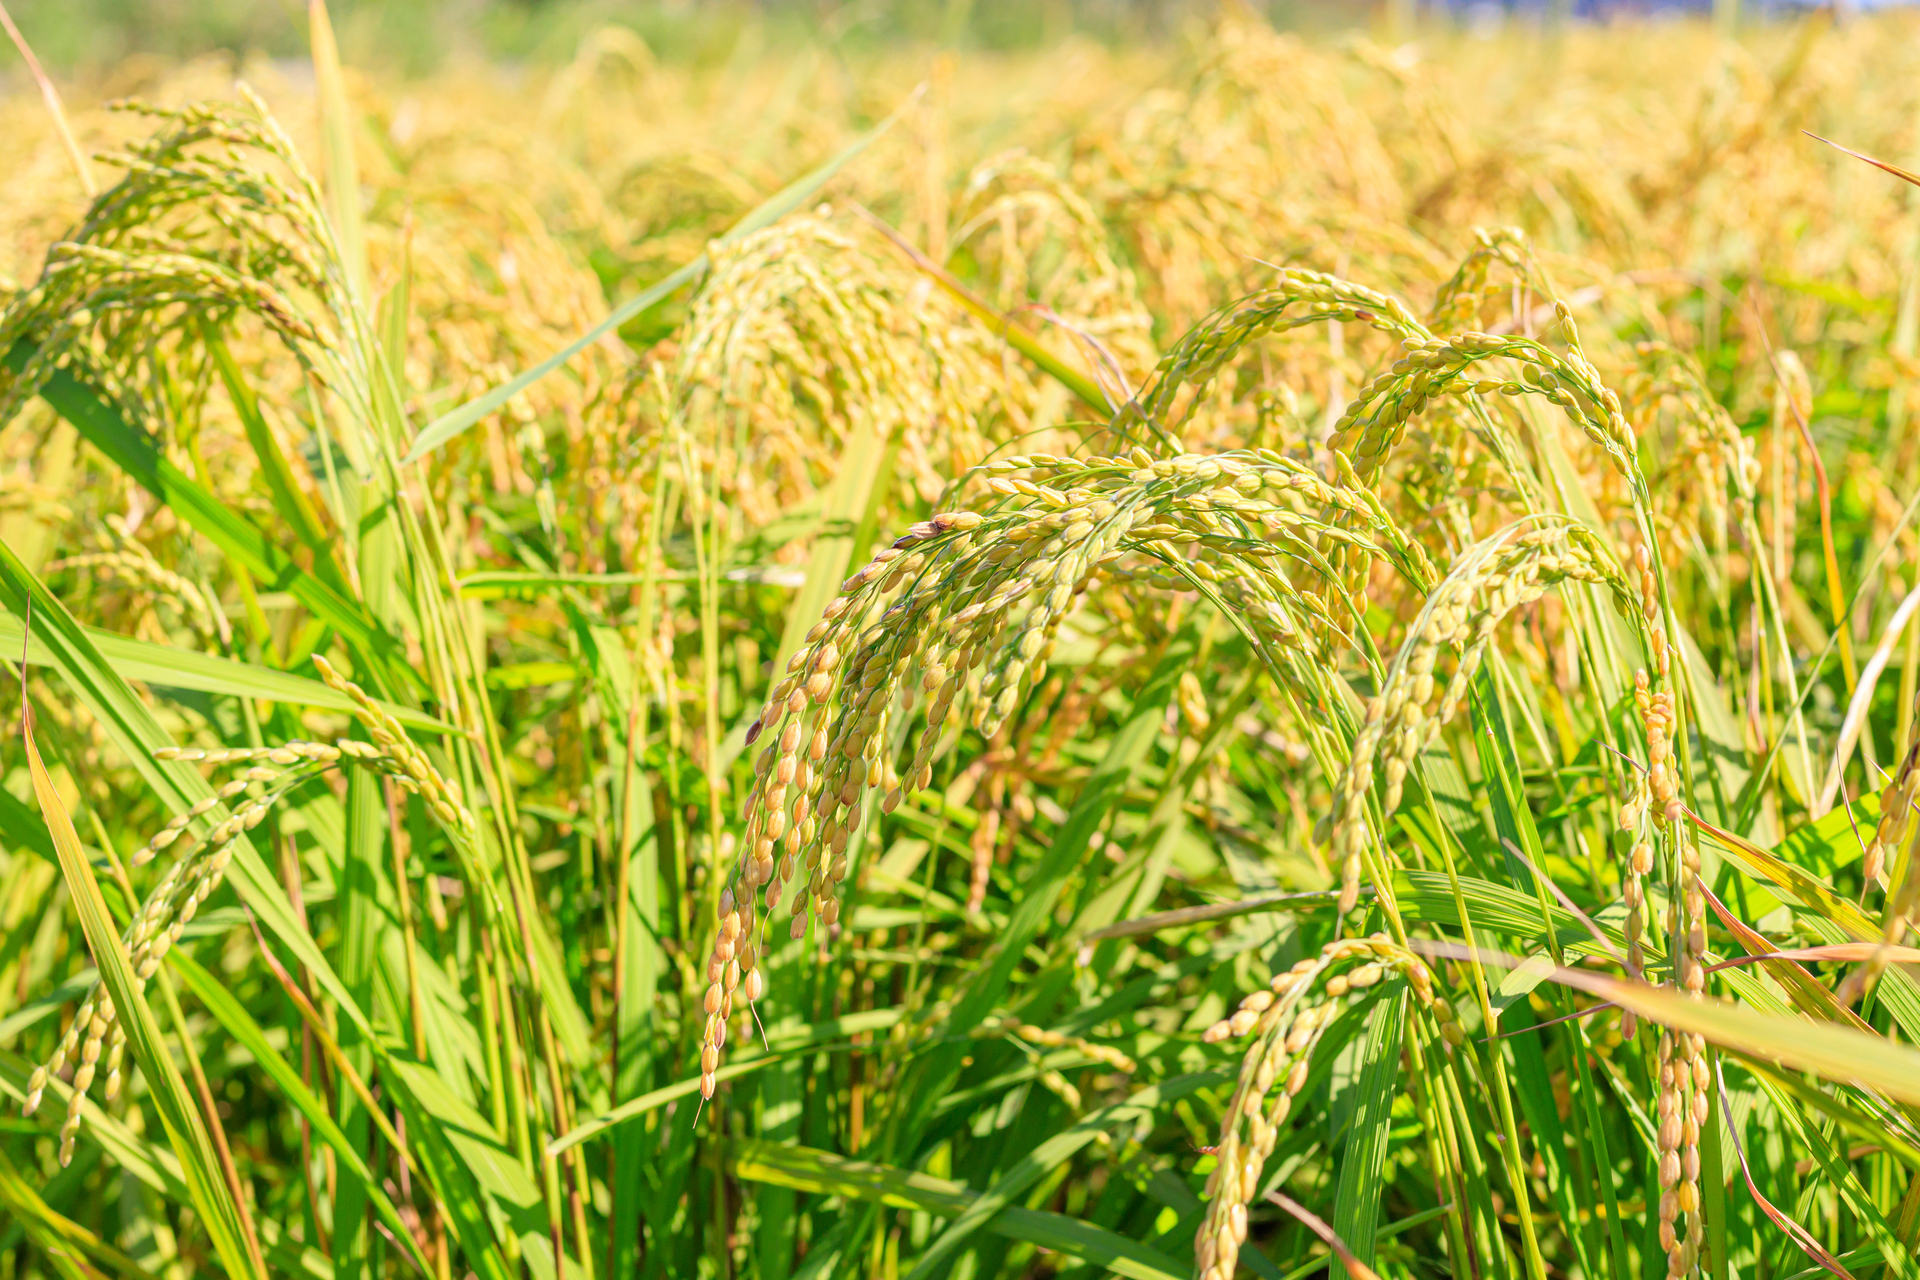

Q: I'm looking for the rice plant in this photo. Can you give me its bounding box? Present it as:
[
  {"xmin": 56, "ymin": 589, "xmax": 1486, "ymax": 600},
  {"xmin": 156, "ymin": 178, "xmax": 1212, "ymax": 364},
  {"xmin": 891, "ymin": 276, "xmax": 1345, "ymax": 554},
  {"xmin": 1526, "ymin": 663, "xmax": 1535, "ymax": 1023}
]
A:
[{"xmin": 1, "ymin": 6, "xmax": 1919, "ymax": 1280}]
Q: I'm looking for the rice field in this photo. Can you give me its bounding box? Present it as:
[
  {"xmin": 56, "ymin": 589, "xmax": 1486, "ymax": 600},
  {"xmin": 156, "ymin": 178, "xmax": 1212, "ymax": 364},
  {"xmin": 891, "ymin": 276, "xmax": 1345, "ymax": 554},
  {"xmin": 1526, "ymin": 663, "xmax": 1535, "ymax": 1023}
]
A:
[{"xmin": 1, "ymin": 4, "xmax": 1919, "ymax": 1279}]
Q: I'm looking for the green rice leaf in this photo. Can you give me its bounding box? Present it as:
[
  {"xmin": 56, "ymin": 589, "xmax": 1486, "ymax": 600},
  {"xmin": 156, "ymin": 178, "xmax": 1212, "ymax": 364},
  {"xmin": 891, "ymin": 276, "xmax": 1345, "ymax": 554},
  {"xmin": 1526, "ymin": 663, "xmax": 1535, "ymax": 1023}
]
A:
[
  {"xmin": 1331, "ymin": 981, "xmax": 1408, "ymax": 1268},
  {"xmin": 167, "ymin": 948, "xmax": 434, "ymax": 1277},
  {"xmin": 0, "ymin": 612, "xmax": 450, "ymax": 730},
  {"xmin": 16, "ymin": 607, "xmax": 264, "ymax": 1280},
  {"xmin": 732, "ymin": 1140, "xmax": 1189, "ymax": 1280},
  {"xmin": 310, "ymin": 0, "xmax": 368, "ymax": 304},
  {"xmin": 1544, "ymin": 963, "xmax": 1920, "ymax": 1107},
  {"xmin": 906, "ymin": 1072, "xmax": 1227, "ymax": 1280},
  {"xmin": 386, "ymin": 1057, "xmax": 577, "ymax": 1280}
]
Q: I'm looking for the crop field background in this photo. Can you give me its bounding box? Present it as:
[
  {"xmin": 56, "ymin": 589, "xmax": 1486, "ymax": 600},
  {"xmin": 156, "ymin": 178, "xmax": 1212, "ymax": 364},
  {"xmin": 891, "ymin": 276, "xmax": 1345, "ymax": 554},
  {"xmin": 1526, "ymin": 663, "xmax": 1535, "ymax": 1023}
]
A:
[{"xmin": 0, "ymin": 2, "xmax": 1918, "ymax": 1280}]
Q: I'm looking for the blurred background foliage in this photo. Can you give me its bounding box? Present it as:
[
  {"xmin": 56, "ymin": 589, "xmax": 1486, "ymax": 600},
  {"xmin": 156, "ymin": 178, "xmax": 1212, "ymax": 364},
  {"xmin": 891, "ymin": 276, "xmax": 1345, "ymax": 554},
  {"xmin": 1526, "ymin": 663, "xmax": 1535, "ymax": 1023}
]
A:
[
  {"xmin": 2, "ymin": 0, "xmax": 1321, "ymax": 72},
  {"xmin": 0, "ymin": 0, "xmax": 1846, "ymax": 76}
]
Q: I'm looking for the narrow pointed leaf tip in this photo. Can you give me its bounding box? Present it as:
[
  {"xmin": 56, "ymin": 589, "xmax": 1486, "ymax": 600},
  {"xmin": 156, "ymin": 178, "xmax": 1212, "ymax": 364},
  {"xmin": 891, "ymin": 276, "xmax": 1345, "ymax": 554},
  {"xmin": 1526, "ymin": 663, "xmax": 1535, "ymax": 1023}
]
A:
[{"xmin": 1804, "ymin": 131, "xmax": 1920, "ymax": 187}]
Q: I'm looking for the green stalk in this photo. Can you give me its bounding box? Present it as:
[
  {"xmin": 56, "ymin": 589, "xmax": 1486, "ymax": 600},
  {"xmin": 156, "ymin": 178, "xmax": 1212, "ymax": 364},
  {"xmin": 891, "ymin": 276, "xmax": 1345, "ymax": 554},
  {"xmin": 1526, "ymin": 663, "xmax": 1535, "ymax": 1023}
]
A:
[
  {"xmin": 385, "ymin": 779, "xmax": 428, "ymax": 1058},
  {"xmin": 151, "ymin": 969, "xmax": 270, "ymax": 1280},
  {"xmin": 475, "ymin": 917, "xmax": 509, "ymax": 1137},
  {"xmin": 489, "ymin": 926, "xmax": 534, "ymax": 1175},
  {"xmin": 1425, "ymin": 769, "xmax": 1549, "ymax": 1280}
]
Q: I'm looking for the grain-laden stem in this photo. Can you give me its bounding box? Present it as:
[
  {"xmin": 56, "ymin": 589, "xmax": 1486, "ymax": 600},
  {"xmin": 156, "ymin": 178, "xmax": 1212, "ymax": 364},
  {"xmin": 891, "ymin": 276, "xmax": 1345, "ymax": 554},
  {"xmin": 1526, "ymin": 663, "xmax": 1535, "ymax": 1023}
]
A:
[
  {"xmin": 289, "ymin": 113, "xmax": 582, "ymax": 1263},
  {"xmin": 391, "ymin": 437, "xmax": 589, "ymax": 1276}
]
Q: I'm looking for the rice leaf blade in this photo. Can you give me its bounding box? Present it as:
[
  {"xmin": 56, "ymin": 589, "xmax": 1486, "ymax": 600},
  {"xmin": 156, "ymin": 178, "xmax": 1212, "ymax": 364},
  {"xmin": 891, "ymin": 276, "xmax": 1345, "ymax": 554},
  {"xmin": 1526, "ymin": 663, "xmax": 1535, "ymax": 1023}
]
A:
[
  {"xmin": 1538, "ymin": 964, "xmax": 1920, "ymax": 1108},
  {"xmin": 166, "ymin": 947, "xmax": 433, "ymax": 1277},
  {"xmin": 732, "ymin": 1140, "xmax": 1189, "ymax": 1280},
  {"xmin": 0, "ymin": 611, "xmax": 449, "ymax": 729},
  {"xmin": 906, "ymin": 1072, "xmax": 1227, "ymax": 1280},
  {"xmin": 310, "ymin": 0, "xmax": 368, "ymax": 304},
  {"xmin": 1331, "ymin": 981, "xmax": 1408, "ymax": 1269},
  {"xmin": 15, "ymin": 620, "xmax": 262, "ymax": 1280}
]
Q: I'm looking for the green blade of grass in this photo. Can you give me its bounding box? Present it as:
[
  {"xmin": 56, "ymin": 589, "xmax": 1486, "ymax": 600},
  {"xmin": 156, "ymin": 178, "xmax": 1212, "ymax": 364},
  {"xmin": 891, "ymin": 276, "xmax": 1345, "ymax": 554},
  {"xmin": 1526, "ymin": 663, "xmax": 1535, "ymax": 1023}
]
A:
[
  {"xmin": 0, "ymin": 612, "xmax": 450, "ymax": 730},
  {"xmin": 732, "ymin": 1140, "xmax": 1189, "ymax": 1280},
  {"xmin": 1688, "ymin": 810, "xmax": 1881, "ymax": 940},
  {"xmin": 18, "ymin": 619, "xmax": 264, "ymax": 1280},
  {"xmin": 457, "ymin": 570, "xmax": 683, "ymax": 599},
  {"xmin": 387, "ymin": 1057, "xmax": 581, "ymax": 1280},
  {"xmin": 906, "ymin": 1072, "xmax": 1228, "ymax": 1280},
  {"xmin": 548, "ymin": 1009, "xmax": 904, "ymax": 1154},
  {"xmin": 331, "ymin": 765, "xmax": 382, "ymax": 1280},
  {"xmin": 1799, "ymin": 916, "xmax": 1920, "ymax": 1047},
  {"xmin": 386, "ymin": 1090, "xmax": 517, "ymax": 1280},
  {"xmin": 166, "ymin": 948, "xmax": 434, "ymax": 1277},
  {"xmin": 1075, "ymin": 889, "xmax": 1347, "ymax": 945},
  {"xmin": 1393, "ymin": 869, "xmax": 1629, "ymax": 958},
  {"xmin": 1331, "ymin": 979, "xmax": 1408, "ymax": 1269},
  {"xmin": 1501, "ymin": 954, "xmax": 1920, "ymax": 1109},
  {"xmin": 310, "ymin": 0, "xmax": 368, "ymax": 305}
]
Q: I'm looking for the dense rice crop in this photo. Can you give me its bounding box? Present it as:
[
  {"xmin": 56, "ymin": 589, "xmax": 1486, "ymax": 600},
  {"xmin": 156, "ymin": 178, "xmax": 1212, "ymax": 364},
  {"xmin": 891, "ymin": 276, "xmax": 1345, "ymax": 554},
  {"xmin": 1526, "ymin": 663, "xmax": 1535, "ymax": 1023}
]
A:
[{"xmin": 2, "ymin": 5, "xmax": 1920, "ymax": 1280}]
